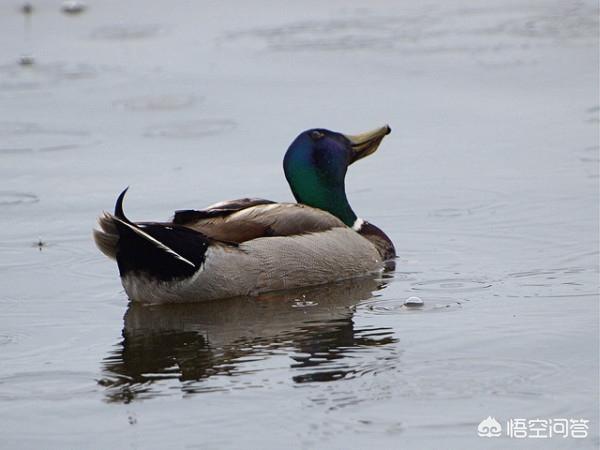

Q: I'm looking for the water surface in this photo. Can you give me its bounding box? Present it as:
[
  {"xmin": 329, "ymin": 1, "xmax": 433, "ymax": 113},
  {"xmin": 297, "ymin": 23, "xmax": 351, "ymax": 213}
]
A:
[{"xmin": 0, "ymin": 0, "xmax": 598, "ymax": 448}]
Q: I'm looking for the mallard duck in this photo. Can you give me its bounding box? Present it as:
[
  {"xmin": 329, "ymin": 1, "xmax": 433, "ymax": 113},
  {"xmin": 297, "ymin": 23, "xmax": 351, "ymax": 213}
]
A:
[{"xmin": 94, "ymin": 125, "xmax": 395, "ymax": 303}]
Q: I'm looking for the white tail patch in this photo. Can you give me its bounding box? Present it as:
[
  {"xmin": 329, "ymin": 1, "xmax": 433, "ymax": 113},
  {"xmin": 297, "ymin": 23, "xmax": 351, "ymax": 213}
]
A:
[
  {"xmin": 352, "ymin": 217, "xmax": 364, "ymax": 231},
  {"xmin": 93, "ymin": 212, "xmax": 119, "ymax": 259},
  {"xmin": 93, "ymin": 228, "xmax": 118, "ymax": 259}
]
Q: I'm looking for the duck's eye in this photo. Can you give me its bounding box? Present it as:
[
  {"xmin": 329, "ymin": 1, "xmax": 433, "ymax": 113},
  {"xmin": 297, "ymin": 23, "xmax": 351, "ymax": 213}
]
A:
[{"xmin": 311, "ymin": 131, "xmax": 324, "ymax": 140}]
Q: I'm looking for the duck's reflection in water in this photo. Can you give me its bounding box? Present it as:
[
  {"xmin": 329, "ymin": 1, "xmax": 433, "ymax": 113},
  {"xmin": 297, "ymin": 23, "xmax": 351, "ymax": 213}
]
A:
[{"xmin": 100, "ymin": 276, "xmax": 397, "ymax": 402}]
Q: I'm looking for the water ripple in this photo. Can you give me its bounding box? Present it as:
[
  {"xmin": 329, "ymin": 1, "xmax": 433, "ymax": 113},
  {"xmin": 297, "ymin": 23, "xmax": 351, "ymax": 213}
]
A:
[
  {"xmin": 222, "ymin": 3, "xmax": 597, "ymax": 58},
  {"xmin": 505, "ymin": 266, "xmax": 599, "ymax": 298},
  {"xmin": 0, "ymin": 61, "xmax": 109, "ymax": 90},
  {"xmin": 357, "ymin": 296, "xmax": 466, "ymax": 315},
  {"xmin": 112, "ymin": 94, "xmax": 200, "ymax": 112},
  {"xmin": 0, "ymin": 370, "xmax": 98, "ymax": 401},
  {"xmin": 399, "ymin": 356, "xmax": 565, "ymax": 399},
  {"xmin": 412, "ymin": 278, "xmax": 492, "ymax": 292},
  {"xmin": 0, "ymin": 237, "xmax": 109, "ymax": 282},
  {"xmin": 0, "ymin": 121, "xmax": 96, "ymax": 155},
  {"xmin": 91, "ymin": 24, "xmax": 168, "ymax": 40},
  {"xmin": 143, "ymin": 119, "xmax": 237, "ymax": 139},
  {"xmin": 0, "ymin": 191, "xmax": 39, "ymax": 206}
]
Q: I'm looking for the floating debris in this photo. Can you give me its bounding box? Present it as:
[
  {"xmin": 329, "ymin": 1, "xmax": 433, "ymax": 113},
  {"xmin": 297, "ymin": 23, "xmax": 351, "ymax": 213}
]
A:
[
  {"xmin": 291, "ymin": 295, "xmax": 318, "ymax": 308},
  {"xmin": 18, "ymin": 54, "xmax": 35, "ymax": 66},
  {"xmin": 61, "ymin": 0, "xmax": 86, "ymax": 15},
  {"xmin": 20, "ymin": 2, "xmax": 35, "ymax": 66},
  {"xmin": 404, "ymin": 296, "xmax": 424, "ymax": 307},
  {"xmin": 21, "ymin": 3, "xmax": 33, "ymax": 15}
]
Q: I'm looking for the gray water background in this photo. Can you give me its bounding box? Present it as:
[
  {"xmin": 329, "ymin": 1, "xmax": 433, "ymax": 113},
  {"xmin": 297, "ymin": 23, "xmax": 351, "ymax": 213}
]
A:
[{"xmin": 0, "ymin": 0, "xmax": 598, "ymax": 448}]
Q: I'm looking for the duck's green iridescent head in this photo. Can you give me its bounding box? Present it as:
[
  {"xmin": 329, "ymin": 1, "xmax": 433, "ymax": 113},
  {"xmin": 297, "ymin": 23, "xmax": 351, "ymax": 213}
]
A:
[{"xmin": 283, "ymin": 125, "xmax": 391, "ymax": 227}]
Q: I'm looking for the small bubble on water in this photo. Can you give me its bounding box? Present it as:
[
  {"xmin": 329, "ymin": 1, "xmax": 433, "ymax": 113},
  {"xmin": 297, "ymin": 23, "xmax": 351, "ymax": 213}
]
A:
[{"xmin": 404, "ymin": 296, "xmax": 424, "ymax": 307}]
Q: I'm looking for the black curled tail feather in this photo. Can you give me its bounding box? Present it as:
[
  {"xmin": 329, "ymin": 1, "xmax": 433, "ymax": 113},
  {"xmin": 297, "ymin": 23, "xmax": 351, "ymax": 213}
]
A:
[
  {"xmin": 108, "ymin": 188, "xmax": 211, "ymax": 281},
  {"xmin": 114, "ymin": 187, "xmax": 130, "ymax": 222}
]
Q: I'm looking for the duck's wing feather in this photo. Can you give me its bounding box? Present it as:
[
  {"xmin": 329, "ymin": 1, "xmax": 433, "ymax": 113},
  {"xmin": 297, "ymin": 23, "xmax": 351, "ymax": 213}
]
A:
[
  {"xmin": 174, "ymin": 198, "xmax": 276, "ymax": 221},
  {"xmin": 172, "ymin": 200, "xmax": 346, "ymax": 243}
]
